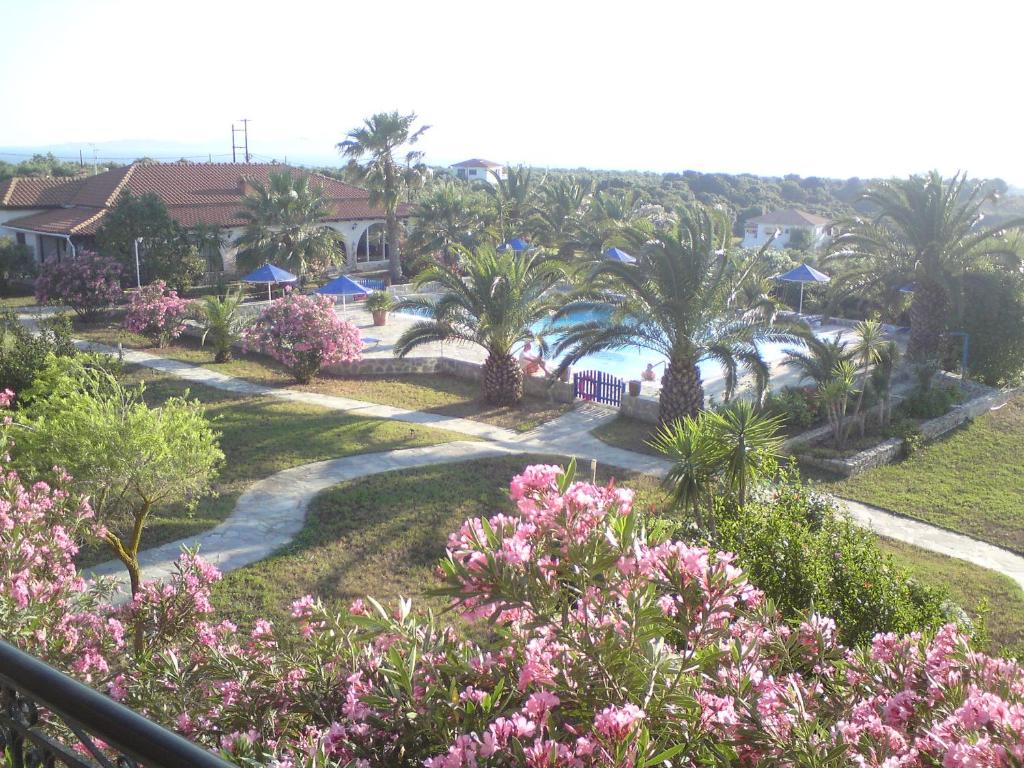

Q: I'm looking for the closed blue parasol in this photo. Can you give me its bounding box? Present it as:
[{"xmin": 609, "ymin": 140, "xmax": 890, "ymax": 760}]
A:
[
  {"xmin": 498, "ymin": 238, "xmax": 530, "ymax": 253},
  {"xmin": 241, "ymin": 263, "xmax": 299, "ymax": 301},
  {"xmin": 316, "ymin": 274, "xmax": 370, "ymax": 309},
  {"xmin": 777, "ymin": 263, "xmax": 830, "ymax": 315},
  {"xmin": 603, "ymin": 247, "xmax": 636, "ymax": 263}
]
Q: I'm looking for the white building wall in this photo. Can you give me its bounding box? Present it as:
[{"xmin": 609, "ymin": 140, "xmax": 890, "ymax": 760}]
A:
[
  {"xmin": 741, "ymin": 223, "xmax": 828, "ymax": 250},
  {"xmin": 0, "ymin": 210, "xmax": 45, "ymax": 261}
]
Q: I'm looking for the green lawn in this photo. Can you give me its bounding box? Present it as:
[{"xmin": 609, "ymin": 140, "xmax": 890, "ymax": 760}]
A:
[
  {"xmin": 214, "ymin": 456, "xmax": 668, "ymax": 625},
  {"xmin": 76, "ymin": 367, "xmax": 470, "ymax": 566},
  {"xmin": 591, "ymin": 415, "xmax": 662, "ymax": 456},
  {"xmin": 822, "ymin": 397, "xmax": 1024, "ymax": 554},
  {"xmin": 876, "ymin": 537, "xmax": 1024, "ymax": 655},
  {"xmin": 0, "ymin": 293, "xmax": 40, "ymax": 309},
  {"xmin": 74, "ymin": 320, "xmax": 572, "ymax": 432}
]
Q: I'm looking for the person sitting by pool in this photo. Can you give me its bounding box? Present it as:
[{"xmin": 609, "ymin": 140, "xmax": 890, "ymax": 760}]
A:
[
  {"xmin": 518, "ymin": 342, "xmax": 548, "ymax": 376},
  {"xmin": 641, "ymin": 363, "xmax": 657, "ymax": 382}
]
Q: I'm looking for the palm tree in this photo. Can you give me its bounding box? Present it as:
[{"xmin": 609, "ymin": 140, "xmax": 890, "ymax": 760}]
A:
[
  {"xmin": 485, "ymin": 165, "xmax": 542, "ymax": 242},
  {"xmin": 406, "ymin": 181, "xmax": 493, "ymax": 269},
  {"xmin": 783, "ymin": 335, "xmax": 854, "ymax": 386},
  {"xmin": 393, "ymin": 246, "xmax": 568, "ymax": 405},
  {"xmin": 235, "ymin": 171, "xmax": 341, "ymax": 279},
  {"xmin": 338, "ymin": 112, "xmax": 430, "ymax": 282},
  {"xmin": 196, "ymin": 290, "xmax": 249, "ymax": 363},
  {"xmin": 820, "ymin": 360, "xmax": 859, "ymax": 450},
  {"xmin": 534, "ymin": 175, "xmax": 593, "ymax": 257},
  {"xmin": 828, "ymin": 172, "xmax": 1023, "ymax": 359},
  {"xmin": 554, "ymin": 206, "xmax": 805, "ymax": 426}
]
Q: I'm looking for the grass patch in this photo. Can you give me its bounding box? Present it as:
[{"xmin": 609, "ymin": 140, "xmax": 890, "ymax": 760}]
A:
[
  {"xmin": 0, "ymin": 293, "xmax": 40, "ymax": 309},
  {"xmin": 74, "ymin": 318, "xmax": 571, "ymax": 431},
  {"xmin": 876, "ymin": 537, "xmax": 1024, "ymax": 655},
  {"xmin": 591, "ymin": 415, "xmax": 662, "ymax": 457},
  {"xmin": 822, "ymin": 397, "xmax": 1024, "ymax": 554},
  {"xmin": 77, "ymin": 366, "xmax": 470, "ymax": 566},
  {"xmin": 214, "ymin": 455, "xmax": 668, "ymax": 625}
]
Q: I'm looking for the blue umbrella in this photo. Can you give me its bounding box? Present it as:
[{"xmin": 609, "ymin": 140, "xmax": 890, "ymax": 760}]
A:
[
  {"xmin": 498, "ymin": 238, "xmax": 530, "ymax": 253},
  {"xmin": 316, "ymin": 274, "xmax": 370, "ymax": 309},
  {"xmin": 777, "ymin": 263, "xmax": 830, "ymax": 315},
  {"xmin": 241, "ymin": 263, "xmax": 299, "ymax": 301},
  {"xmin": 603, "ymin": 247, "xmax": 636, "ymax": 264}
]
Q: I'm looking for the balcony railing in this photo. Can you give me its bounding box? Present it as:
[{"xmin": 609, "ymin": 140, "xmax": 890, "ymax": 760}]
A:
[{"xmin": 0, "ymin": 639, "xmax": 232, "ymax": 768}]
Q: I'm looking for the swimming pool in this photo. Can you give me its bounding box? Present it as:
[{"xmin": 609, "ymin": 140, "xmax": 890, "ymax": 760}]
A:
[{"xmin": 528, "ymin": 308, "xmax": 835, "ymax": 385}]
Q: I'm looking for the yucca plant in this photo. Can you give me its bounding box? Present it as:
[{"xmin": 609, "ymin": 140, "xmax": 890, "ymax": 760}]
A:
[
  {"xmin": 708, "ymin": 400, "xmax": 784, "ymax": 507},
  {"xmin": 783, "ymin": 335, "xmax": 854, "ymax": 386},
  {"xmin": 819, "ymin": 360, "xmax": 860, "ymax": 450},
  {"xmin": 197, "ymin": 290, "xmax": 249, "ymax": 363},
  {"xmin": 649, "ymin": 415, "xmax": 722, "ymax": 530},
  {"xmin": 393, "ymin": 246, "xmax": 568, "ymax": 405}
]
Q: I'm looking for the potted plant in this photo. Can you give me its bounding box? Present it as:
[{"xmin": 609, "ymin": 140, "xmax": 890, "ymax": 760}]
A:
[
  {"xmin": 366, "ymin": 290, "xmax": 395, "ymax": 326},
  {"xmin": 628, "ymin": 379, "xmax": 642, "ymax": 397}
]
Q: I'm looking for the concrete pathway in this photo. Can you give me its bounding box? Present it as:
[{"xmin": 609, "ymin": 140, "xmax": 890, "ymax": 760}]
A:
[
  {"xmin": 838, "ymin": 498, "xmax": 1024, "ymax": 592},
  {"xmin": 74, "ymin": 341, "xmax": 1024, "ymax": 602}
]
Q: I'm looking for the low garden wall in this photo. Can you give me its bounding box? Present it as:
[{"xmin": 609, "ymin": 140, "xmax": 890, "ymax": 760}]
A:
[
  {"xmin": 796, "ymin": 385, "xmax": 1022, "ymax": 477},
  {"xmin": 619, "ymin": 394, "xmax": 660, "ymax": 424}
]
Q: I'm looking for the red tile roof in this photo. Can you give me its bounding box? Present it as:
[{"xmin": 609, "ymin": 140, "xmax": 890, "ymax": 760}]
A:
[
  {"xmin": 0, "ymin": 162, "xmax": 395, "ymax": 236},
  {"xmin": 746, "ymin": 208, "xmax": 831, "ymax": 227},
  {"xmin": 450, "ymin": 158, "xmax": 502, "ymax": 168}
]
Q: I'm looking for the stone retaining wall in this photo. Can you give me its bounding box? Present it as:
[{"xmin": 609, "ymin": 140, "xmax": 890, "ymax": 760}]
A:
[{"xmin": 795, "ymin": 386, "xmax": 1022, "ymax": 477}]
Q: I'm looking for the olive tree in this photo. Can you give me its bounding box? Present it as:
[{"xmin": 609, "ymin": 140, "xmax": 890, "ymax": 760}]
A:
[{"xmin": 18, "ymin": 358, "xmax": 223, "ymax": 603}]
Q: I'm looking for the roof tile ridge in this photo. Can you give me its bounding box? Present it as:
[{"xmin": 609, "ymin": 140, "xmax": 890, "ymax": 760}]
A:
[
  {"xmin": 71, "ymin": 209, "xmax": 110, "ymax": 234},
  {"xmin": 103, "ymin": 164, "xmax": 137, "ymax": 207}
]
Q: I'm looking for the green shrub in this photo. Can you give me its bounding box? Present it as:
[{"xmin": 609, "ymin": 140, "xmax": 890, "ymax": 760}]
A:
[
  {"xmin": 713, "ymin": 473, "xmax": 949, "ymax": 644},
  {"xmin": 952, "ymin": 270, "xmax": 1024, "ymax": 386},
  {"xmin": 763, "ymin": 386, "xmax": 821, "ymax": 431},
  {"xmin": 899, "ymin": 385, "xmax": 960, "ymax": 420},
  {"xmin": 0, "ymin": 309, "xmax": 75, "ymax": 402}
]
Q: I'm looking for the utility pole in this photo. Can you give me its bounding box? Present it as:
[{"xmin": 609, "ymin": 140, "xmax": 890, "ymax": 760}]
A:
[
  {"xmin": 231, "ymin": 120, "xmax": 251, "ymax": 163},
  {"xmin": 240, "ymin": 118, "xmax": 251, "ymax": 163}
]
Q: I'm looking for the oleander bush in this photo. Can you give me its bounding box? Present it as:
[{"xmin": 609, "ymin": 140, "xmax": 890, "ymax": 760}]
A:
[
  {"xmin": 243, "ymin": 291, "xmax": 361, "ymax": 383},
  {"xmin": 34, "ymin": 250, "xmax": 122, "ymax": 321},
  {"xmin": 2, "ymin": 448, "xmax": 1023, "ymax": 767},
  {"xmin": 124, "ymin": 280, "xmax": 190, "ymax": 347}
]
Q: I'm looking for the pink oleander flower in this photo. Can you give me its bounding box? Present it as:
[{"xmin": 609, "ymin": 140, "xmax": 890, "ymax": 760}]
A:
[{"xmin": 124, "ymin": 280, "xmax": 189, "ymax": 347}]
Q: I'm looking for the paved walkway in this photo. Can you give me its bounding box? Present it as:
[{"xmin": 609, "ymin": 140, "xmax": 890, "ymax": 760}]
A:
[{"xmin": 73, "ymin": 341, "xmax": 1024, "ymax": 601}]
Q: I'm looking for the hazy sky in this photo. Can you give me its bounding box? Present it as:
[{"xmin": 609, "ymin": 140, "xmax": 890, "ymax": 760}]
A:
[{"xmin": 2, "ymin": 0, "xmax": 1023, "ymax": 181}]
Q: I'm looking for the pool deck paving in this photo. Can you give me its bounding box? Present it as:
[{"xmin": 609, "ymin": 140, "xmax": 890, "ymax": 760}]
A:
[{"xmin": 59, "ymin": 336, "xmax": 1024, "ymax": 602}]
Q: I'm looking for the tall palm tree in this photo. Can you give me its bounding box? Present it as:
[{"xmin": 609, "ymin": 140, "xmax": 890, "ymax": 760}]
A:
[
  {"xmin": 554, "ymin": 206, "xmax": 804, "ymax": 425},
  {"xmin": 406, "ymin": 181, "xmax": 493, "ymax": 269},
  {"xmin": 338, "ymin": 112, "xmax": 430, "ymax": 281},
  {"xmin": 235, "ymin": 171, "xmax": 341, "ymax": 279},
  {"xmin": 393, "ymin": 246, "xmax": 568, "ymax": 404},
  {"xmin": 828, "ymin": 171, "xmax": 1023, "ymax": 359}
]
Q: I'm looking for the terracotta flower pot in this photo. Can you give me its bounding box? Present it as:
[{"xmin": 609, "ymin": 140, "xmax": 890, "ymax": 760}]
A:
[
  {"xmin": 372, "ymin": 310, "xmax": 387, "ymax": 326},
  {"xmin": 628, "ymin": 380, "xmax": 642, "ymax": 397}
]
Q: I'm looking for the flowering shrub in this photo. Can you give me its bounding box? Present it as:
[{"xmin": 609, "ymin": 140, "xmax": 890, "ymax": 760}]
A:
[
  {"xmin": 124, "ymin": 280, "xmax": 190, "ymax": 346},
  {"xmin": 4, "ymin": 447, "xmax": 1024, "ymax": 767},
  {"xmin": 34, "ymin": 250, "xmax": 122, "ymax": 321},
  {"xmin": 243, "ymin": 291, "xmax": 361, "ymax": 382}
]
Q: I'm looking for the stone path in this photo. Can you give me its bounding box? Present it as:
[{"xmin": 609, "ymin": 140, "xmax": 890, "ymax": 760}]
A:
[
  {"xmin": 839, "ymin": 498, "xmax": 1024, "ymax": 592},
  {"xmin": 75, "ymin": 341, "xmax": 1024, "ymax": 601}
]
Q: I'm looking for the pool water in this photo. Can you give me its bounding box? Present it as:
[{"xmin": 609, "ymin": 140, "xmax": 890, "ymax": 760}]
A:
[{"xmin": 398, "ymin": 305, "xmax": 836, "ymax": 386}]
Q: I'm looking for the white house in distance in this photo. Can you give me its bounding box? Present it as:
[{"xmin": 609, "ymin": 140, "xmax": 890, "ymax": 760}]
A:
[
  {"xmin": 449, "ymin": 158, "xmax": 506, "ymax": 184},
  {"xmin": 741, "ymin": 208, "xmax": 834, "ymax": 250},
  {"xmin": 0, "ymin": 162, "xmax": 408, "ymax": 276}
]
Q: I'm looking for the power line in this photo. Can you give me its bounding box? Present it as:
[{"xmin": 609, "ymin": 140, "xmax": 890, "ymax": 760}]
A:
[{"xmin": 0, "ymin": 151, "xmax": 236, "ymax": 162}]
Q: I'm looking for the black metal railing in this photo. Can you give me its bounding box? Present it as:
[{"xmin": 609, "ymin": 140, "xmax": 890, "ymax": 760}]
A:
[{"xmin": 0, "ymin": 639, "xmax": 233, "ymax": 768}]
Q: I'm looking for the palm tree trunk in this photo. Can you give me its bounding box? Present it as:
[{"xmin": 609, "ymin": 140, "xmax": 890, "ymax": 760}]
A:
[
  {"xmin": 908, "ymin": 279, "xmax": 949, "ymax": 360},
  {"xmin": 483, "ymin": 353, "xmax": 523, "ymax": 405},
  {"xmin": 386, "ymin": 210, "xmax": 402, "ymax": 283},
  {"xmin": 659, "ymin": 359, "xmax": 704, "ymax": 425}
]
